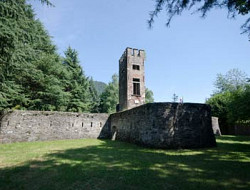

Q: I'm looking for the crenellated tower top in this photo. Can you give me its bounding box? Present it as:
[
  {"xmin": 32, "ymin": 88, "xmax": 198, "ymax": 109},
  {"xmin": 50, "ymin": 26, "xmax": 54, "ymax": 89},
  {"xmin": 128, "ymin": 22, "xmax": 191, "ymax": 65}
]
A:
[{"xmin": 119, "ymin": 47, "xmax": 146, "ymax": 111}]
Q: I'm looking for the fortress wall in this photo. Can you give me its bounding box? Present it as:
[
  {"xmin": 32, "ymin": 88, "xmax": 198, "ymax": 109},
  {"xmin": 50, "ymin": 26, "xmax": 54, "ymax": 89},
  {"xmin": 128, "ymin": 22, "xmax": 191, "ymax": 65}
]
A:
[
  {"xmin": 212, "ymin": 117, "xmax": 221, "ymax": 136},
  {"xmin": 0, "ymin": 110, "xmax": 110, "ymax": 143},
  {"xmin": 110, "ymin": 103, "xmax": 216, "ymax": 149},
  {"xmin": 0, "ymin": 103, "xmax": 216, "ymax": 149}
]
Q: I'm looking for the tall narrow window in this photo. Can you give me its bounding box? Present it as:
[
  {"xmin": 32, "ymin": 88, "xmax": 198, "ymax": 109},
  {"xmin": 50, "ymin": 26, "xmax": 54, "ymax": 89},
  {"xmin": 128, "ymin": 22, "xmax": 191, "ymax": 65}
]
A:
[
  {"xmin": 132, "ymin": 65, "xmax": 140, "ymax": 70},
  {"xmin": 133, "ymin": 78, "xmax": 140, "ymax": 95}
]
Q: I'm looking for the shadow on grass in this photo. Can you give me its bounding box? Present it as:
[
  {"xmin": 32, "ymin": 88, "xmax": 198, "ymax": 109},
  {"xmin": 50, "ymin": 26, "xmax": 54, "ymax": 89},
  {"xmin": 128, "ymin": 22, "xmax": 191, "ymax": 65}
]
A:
[{"xmin": 0, "ymin": 136, "xmax": 250, "ymax": 190}]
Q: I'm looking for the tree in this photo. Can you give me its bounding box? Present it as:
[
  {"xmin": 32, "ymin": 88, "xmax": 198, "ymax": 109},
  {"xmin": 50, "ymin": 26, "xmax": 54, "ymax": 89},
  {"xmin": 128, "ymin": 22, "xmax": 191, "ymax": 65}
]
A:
[
  {"xmin": 214, "ymin": 68, "xmax": 248, "ymax": 93},
  {"xmin": 89, "ymin": 77, "xmax": 101, "ymax": 113},
  {"xmin": 149, "ymin": 0, "xmax": 250, "ymax": 36},
  {"xmin": 145, "ymin": 88, "xmax": 154, "ymax": 103},
  {"xmin": 206, "ymin": 69, "xmax": 250, "ymax": 134},
  {"xmin": 63, "ymin": 47, "xmax": 91, "ymax": 112},
  {"xmin": 0, "ymin": 0, "xmax": 61, "ymax": 111},
  {"xmin": 206, "ymin": 92, "xmax": 232, "ymax": 133},
  {"xmin": 37, "ymin": 0, "xmax": 53, "ymax": 6},
  {"xmin": 0, "ymin": 0, "xmax": 97, "ymax": 113},
  {"xmin": 172, "ymin": 93, "xmax": 178, "ymax": 102},
  {"xmin": 93, "ymin": 81, "xmax": 107, "ymax": 96},
  {"xmin": 100, "ymin": 74, "xmax": 119, "ymax": 113},
  {"xmin": 26, "ymin": 54, "xmax": 69, "ymax": 111},
  {"xmin": 227, "ymin": 85, "xmax": 250, "ymax": 123}
]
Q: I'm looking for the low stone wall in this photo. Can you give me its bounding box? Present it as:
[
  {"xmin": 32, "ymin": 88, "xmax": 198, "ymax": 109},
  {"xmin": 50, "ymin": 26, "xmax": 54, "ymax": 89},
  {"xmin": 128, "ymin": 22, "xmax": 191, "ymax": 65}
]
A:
[
  {"xmin": 0, "ymin": 110, "xmax": 110, "ymax": 143},
  {"xmin": 110, "ymin": 103, "xmax": 216, "ymax": 149},
  {"xmin": 212, "ymin": 117, "xmax": 221, "ymax": 136}
]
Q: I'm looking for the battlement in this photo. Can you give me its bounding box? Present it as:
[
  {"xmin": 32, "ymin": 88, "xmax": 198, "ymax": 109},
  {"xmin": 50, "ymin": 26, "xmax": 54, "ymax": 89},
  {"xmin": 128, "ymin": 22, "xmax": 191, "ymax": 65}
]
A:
[
  {"xmin": 119, "ymin": 47, "xmax": 145, "ymax": 63},
  {"xmin": 127, "ymin": 47, "xmax": 145, "ymax": 57}
]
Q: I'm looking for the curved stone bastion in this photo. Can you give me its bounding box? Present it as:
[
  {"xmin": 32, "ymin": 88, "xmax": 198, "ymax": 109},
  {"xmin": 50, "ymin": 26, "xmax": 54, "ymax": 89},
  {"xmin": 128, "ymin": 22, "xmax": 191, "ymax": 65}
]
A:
[
  {"xmin": 109, "ymin": 103, "xmax": 216, "ymax": 149},
  {"xmin": 0, "ymin": 103, "xmax": 216, "ymax": 149}
]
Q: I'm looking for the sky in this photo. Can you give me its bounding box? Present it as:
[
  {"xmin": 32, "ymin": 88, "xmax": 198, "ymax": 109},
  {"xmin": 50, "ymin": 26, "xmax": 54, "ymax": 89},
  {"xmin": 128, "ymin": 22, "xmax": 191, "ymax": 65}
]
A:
[{"xmin": 30, "ymin": 0, "xmax": 250, "ymax": 103}]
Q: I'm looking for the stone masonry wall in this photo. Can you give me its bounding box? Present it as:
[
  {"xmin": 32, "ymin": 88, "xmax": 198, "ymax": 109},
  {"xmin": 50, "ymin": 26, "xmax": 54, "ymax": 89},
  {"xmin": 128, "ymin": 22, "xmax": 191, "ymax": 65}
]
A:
[
  {"xmin": 0, "ymin": 110, "xmax": 110, "ymax": 143},
  {"xmin": 110, "ymin": 103, "xmax": 216, "ymax": 149},
  {"xmin": 211, "ymin": 117, "xmax": 221, "ymax": 136},
  {"xmin": 126, "ymin": 48, "xmax": 145, "ymax": 109},
  {"xmin": 119, "ymin": 48, "xmax": 145, "ymax": 111},
  {"xmin": 0, "ymin": 103, "xmax": 216, "ymax": 149},
  {"xmin": 119, "ymin": 49, "xmax": 128, "ymax": 111}
]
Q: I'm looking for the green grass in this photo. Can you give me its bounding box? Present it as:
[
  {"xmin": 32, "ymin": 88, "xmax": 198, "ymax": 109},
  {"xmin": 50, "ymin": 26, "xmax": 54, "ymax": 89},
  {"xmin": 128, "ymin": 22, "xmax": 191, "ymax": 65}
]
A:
[{"xmin": 0, "ymin": 136, "xmax": 250, "ymax": 190}]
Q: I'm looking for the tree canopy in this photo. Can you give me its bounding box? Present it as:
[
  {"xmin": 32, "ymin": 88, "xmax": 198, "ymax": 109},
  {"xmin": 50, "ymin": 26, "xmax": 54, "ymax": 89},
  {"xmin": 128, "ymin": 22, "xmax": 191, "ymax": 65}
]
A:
[
  {"xmin": 93, "ymin": 81, "xmax": 107, "ymax": 96},
  {"xmin": 214, "ymin": 68, "xmax": 248, "ymax": 93},
  {"xmin": 149, "ymin": 0, "xmax": 250, "ymax": 36},
  {"xmin": 0, "ymin": 0, "xmax": 94, "ymax": 113},
  {"xmin": 99, "ymin": 74, "xmax": 119, "ymax": 113},
  {"xmin": 172, "ymin": 93, "xmax": 178, "ymax": 102},
  {"xmin": 62, "ymin": 47, "xmax": 91, "ymax": 112},
  {"xmin": 0, "ymin": 0, "xmax": 60, "ymax": 111},
  {"xmin": 145, "ymin": 88, "xmax": 154, "ymax": 103},
  {"xmin": 37, "ymin": 0, "xmax": 53, "ymax": 6},
  {"xmin": 206, "ymin": 69, "xmax": 250, "ymax": 134}
]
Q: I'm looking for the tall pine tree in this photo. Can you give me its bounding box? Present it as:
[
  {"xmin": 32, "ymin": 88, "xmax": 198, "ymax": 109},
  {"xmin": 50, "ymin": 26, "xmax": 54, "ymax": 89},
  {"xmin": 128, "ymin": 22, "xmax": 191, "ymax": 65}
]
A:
[
  {"xmin": 89, "ymin": 77, "xmax": 101, "ymax": 113},
  {"xmin": 0, "ymin": 0, "xmax": 59, "ymax": 110},
  {"xmin": 0, "ymin": 1, "xmax": 88, "ymax": 112},
  {"xmin": 63, "ymin": 47, "xmax": 91, "ymax": 112}
]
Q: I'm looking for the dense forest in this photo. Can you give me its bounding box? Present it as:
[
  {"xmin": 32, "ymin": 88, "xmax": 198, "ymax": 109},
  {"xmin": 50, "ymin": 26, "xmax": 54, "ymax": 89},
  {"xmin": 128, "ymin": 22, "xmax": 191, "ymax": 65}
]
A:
[{"xmin": 0, "ymin": 0, "xmax": 154, "ymax": 113}]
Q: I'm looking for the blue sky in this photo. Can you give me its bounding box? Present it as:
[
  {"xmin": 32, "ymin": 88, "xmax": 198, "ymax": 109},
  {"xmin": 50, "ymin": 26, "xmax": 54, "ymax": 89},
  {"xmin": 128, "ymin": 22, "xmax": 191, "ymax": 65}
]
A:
[{"xmin": 30, "ymin": 0, "xmax": 250, "ymax": 103}]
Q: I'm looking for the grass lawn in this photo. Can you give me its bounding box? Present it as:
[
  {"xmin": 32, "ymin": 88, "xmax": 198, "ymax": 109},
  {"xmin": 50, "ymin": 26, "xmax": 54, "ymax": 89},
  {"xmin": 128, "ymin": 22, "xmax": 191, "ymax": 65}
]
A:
[{"xmin": 0, "ymin": 136, "xmax": 250, "ymax": 190}]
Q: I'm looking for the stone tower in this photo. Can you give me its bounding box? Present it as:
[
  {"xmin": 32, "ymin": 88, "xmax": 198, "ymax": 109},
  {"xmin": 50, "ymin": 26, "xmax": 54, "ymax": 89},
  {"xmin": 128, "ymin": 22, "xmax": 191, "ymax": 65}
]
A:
[{"xmin": 119, "ymin": 47, "xmax": 146, "ymax": 111}]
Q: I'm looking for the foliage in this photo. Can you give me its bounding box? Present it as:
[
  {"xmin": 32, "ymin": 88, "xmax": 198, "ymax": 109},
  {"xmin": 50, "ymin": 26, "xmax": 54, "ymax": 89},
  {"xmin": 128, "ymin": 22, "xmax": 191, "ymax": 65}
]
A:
[
  {"xmin": 214, "ymin": 68, "xmax": 248, "ymax": 93},
  {"xmin": 206, "ymin": 91, "xmax": 232, "ymax": 128},
  {"xmin": 89, "ymin": 78, "xmax": 101, "ymax": 113},
  {"xmin": 0, "ymin": 136, "xmax": 250, "ymax": 190},
  {"xmin": 93, "ymin": 81, "xmax": 107, "ymax": 96},
  {"xmin": 100, "ymin": 74, "xmax": 119, "ymax": 113},
  {"xmin": 36, "ymin": 0, "xmax": 53, "ymax": 6},
  {"xmin": 145, "ymin": 88, "xmax": 154, "ymax": 103},
  {"xmin": 206, "ymin": 69, "xmax": 250, "ymax": 132},
  {"xmin": 0, "ymin": 0, "xmax": 96, "ymax": 113},
  {"xmin": 26, "ymin": 54, "xmax": 69, "ymax": 111},
  {"xmin": 172, "ymin": 93, "xmax": 178, "ymax": 102},
  {"xmin": 149, "ymin": 0, "xmax": 250, "ymax": 36},
  {"xmin": 227, "ymin": 85, "xmax": 250, "ymax": 123},
  {"xmin": 62, "ymin": 47, "xmax": 91, "ymax": 112},
  {"xmin": 0, "ymin": 0, "xmax": 60, "ymax": 111}
]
